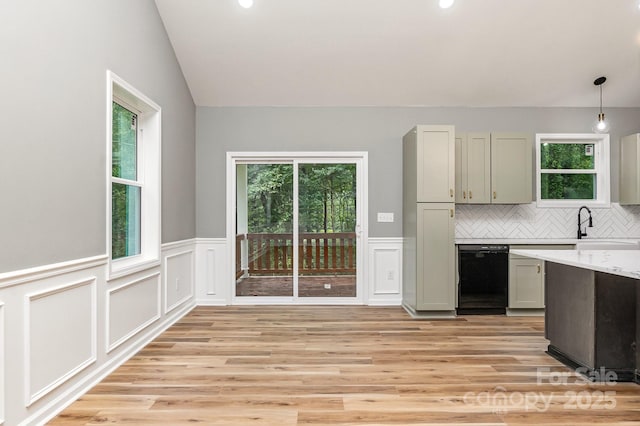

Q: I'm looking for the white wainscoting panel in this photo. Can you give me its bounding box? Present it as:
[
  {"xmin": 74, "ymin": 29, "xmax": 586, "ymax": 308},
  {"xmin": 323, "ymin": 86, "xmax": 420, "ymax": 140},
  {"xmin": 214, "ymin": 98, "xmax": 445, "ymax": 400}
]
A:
[
  {"xmin": 206, "ymin": 248, "xmax": 216, "ymax": 295},
  {"xmin": 0, "ymin": 301, "xmax": 4, "ymax": 425},
  {"xmin": 367, "ymin": 238, "xmax": 403, "ymax": 305},
  {"xmin": 195, "ymin": 238, "xmax": 229, "ymax": 305},
  {"xmin": 25, "ymin": 278, "xmax": 97, "ymax": 406},
  {"xmin": 0, "ymin": 246, "xmax": 197, "ymax": 426},
  {"xmin": 164, "ymin": 250, "xmax": 194, "ymax": 314},
  {"xmin": 107, "ymin": 272, "xmax": 161, "ymax": 352}
]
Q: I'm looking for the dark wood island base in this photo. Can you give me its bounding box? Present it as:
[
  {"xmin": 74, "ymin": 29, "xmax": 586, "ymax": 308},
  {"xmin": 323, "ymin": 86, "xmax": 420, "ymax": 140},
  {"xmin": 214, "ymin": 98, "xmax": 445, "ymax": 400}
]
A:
[{"xmin": 545, "ymin": 261, "xmax": 639, "ymax": 383}]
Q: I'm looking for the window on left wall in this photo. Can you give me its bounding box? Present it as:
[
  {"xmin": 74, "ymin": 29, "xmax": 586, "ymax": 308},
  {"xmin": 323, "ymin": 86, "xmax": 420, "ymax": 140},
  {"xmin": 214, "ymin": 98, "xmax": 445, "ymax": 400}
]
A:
[
  {"xmin": 107, "ymin": 71, "xmax": 161, "ymax": 278},
  {"xmin": 112, "ymin": 101, "xmax": 141, "ymax": 259}
]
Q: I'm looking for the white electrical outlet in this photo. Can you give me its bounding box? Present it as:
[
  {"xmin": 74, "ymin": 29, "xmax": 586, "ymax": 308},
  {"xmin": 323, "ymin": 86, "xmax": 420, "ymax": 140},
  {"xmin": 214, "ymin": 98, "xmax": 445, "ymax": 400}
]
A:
[
  {"xmin": 324, "ymin": 283, "xmax": 331, "ymax": 289},
  {"xmin": 377, "ymin": 212, "xmax": 394, "ymax": 223},
  {"xmin": 386, "ymin": 270, "xmax": 395, "ymax": 280}
]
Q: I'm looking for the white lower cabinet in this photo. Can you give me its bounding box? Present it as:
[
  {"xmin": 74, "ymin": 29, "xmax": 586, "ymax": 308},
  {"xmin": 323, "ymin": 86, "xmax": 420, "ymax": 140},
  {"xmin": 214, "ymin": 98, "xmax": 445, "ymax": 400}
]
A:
[
  {"xmin": 508, "ymin": 244, "xmax": 574, "ymax": 311},
  {"xmin": 509, "ymin": 254, "xmax": 544, "ymax": 309},
  {"xmin": 403, "ymin": 203, "xmax": 456, "ymax": 315},
  {"xmin": 416, "ymin": 203, "xmax": 456, "ymax": 311}
]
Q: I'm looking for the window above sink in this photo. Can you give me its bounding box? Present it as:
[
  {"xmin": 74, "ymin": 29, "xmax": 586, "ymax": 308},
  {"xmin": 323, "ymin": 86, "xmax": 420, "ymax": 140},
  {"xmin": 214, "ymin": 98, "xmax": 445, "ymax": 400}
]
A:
[{"xmin": 535, "ymin": 133, "xmax": 610, "ymax": 208}]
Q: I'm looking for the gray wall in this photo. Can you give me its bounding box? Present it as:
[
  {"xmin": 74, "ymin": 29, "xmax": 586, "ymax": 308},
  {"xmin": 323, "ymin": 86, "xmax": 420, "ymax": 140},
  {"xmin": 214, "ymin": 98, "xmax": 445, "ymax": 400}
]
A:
[
  {"xmin": 196, "ymin": 106, "xmax": 640, "ymax": 238},
  {"xmin": 0, "ymin": 0, "xmax": 196, "ymax": 273}
]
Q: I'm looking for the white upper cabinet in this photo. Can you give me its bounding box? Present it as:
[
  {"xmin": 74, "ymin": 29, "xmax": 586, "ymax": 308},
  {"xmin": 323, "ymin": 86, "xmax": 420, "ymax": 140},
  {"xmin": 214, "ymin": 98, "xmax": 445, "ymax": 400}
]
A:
[
  {"xmin": 456, "ymin": 132, "xmax": 491, "ymax": 204},
  {"xmin": 491, "ymin": 133, "xmax": 532, "ymax": 204},
  {"xmin": 620, "ymin": 133, "xmax": 640, "ymax": 205},
  {"xmin": 404, "ymin": 125, "xmax": 455, "ymax": 203},
  {"xmin": 455, "ymin": 132, "xmax": 532, "ymax": 204}
]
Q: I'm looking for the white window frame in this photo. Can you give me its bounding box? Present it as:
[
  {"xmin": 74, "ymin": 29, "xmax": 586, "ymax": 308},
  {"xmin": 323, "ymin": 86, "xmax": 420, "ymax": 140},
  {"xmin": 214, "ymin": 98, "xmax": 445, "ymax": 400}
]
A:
[
  {"xmin": 226, "ymin": 152, "xmax": 368, "ymax": 305},
  {"xmin": 107, "ymin": 71, "xmax": 161, "ymax": 279},
  {"xmin": 535, "ymin": 133, "xmax": 610, "ymax": 208}
]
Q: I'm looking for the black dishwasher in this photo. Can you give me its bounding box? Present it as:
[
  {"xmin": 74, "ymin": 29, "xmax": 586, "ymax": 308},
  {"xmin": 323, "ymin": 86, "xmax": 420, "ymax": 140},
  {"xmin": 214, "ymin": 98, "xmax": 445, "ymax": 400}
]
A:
[{"xmin": 457, "ymin": 245, "xmax": 509, "ymax": 315}]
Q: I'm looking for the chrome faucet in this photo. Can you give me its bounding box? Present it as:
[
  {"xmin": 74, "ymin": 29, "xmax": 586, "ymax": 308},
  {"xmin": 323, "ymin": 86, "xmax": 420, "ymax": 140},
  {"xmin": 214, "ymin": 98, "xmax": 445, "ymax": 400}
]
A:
[{"xmin": 577, "ymin": 206, "xmax": 593, "ymax": 239}]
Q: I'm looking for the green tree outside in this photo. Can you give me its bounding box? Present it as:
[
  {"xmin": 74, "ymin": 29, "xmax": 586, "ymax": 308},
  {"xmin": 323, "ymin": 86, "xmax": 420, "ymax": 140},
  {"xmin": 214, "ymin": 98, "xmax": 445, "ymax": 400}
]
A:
[
  {"xmin": 540, "ymin": 143, "xmax": 596, "ymax": 200},
  {"xmin": 246, "ymin": 164, "xmax": 356, "ymax": 234}
]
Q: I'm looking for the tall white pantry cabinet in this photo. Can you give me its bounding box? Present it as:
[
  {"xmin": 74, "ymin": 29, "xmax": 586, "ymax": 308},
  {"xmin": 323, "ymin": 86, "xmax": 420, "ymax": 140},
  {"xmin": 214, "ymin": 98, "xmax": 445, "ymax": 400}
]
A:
[{"xmin": 402, "ymin": 125, "xmax": 456, "ymax": 316}]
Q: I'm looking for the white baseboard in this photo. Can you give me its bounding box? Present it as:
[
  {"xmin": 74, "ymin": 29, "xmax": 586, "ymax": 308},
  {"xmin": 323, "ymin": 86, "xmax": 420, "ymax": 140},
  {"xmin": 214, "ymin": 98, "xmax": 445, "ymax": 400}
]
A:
[
  {"xmin": 402, "ymin": 303, "xmax": 456, "ymax": 319},
  {"xmin": 367, "ymin": 298, "xmax": 404, "ymax": 306},
  {"xmin": 195, "ymin": 298, "xmax": 228, "ymax": 306}
]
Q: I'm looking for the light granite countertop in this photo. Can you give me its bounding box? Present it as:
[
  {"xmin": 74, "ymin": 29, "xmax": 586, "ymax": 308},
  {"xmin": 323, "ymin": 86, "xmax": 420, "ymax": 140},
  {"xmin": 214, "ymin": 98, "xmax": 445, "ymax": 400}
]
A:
[{"xmin": 510, "ymin": 249, "xmax": 640, "ymax": 280}]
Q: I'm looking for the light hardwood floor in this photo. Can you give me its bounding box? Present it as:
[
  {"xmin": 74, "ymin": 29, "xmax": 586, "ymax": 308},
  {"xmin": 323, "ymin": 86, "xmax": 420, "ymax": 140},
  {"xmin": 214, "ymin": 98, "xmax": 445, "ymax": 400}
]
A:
[{"xmin": 50, "ymin": 306, "xmax": 640, "ymax": 425}]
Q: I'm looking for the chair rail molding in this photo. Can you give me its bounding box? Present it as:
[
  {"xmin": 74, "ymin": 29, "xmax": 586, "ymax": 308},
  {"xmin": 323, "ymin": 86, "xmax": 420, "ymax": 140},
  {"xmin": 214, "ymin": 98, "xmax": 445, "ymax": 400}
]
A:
[{"xmin": 0, "ymin": 255, "xmax": 108, "ymax": 289}]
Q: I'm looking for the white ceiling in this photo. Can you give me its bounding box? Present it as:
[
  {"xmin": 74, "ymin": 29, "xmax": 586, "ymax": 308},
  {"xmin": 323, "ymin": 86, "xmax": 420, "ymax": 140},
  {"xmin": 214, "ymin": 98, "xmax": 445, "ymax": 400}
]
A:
[{"xmin": 155, "ymin": 0, "xmax": 640, "ymax": 107}]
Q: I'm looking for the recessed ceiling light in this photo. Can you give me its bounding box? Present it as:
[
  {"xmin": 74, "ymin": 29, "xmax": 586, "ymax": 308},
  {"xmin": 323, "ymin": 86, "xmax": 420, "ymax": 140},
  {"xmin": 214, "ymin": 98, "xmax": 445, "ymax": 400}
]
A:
[
  {"xmin": 439, "ymin": 0, "xmax": 455, "ymax": 9},
  {"xmin": 238, "ymin": 0, "xmax": 253, "ymax": 9}
]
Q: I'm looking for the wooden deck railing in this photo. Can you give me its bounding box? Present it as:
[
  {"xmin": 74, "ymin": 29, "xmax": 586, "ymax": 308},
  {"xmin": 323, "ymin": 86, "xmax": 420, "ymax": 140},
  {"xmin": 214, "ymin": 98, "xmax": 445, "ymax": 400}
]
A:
[
  {"xmin": 238, "ymin": 232, "xmax": 356, "ymax": 276},
  {"xmin": 299, "ymin": 232, "xmax": 356, "ymax": 274}
]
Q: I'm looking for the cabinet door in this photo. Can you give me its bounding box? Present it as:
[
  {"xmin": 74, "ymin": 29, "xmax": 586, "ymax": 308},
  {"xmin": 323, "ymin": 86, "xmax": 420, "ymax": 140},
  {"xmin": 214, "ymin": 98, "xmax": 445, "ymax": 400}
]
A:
[
  {"xmin": 620, "ymin": 134, "xmax": 640, "ymax": 205},
  {"xmin": 491, "ymin": 133, "xmax": 532, "ymax": 204},
  {"xmin": 416, "ymin": 203, "xmax": 455, "ymax": 311},
  {"xmin": 509, "ymin": 256, "xmax": 544, "ymax": 309},
  {"xmin": 417, "ymin": 125, "xmax": 455, "ymax": 202},
  {"xmin": 466, "ymin": 133, "xmax": 491, "ymax": 204},
  {"xmin": 455, "ymin": 133, "xmax": 467, "ymax": 203}
]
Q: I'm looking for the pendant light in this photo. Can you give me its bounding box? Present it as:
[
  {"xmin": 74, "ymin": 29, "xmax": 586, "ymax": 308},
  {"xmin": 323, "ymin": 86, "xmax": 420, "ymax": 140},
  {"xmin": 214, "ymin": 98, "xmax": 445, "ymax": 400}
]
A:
[{"xmin": 592, "ymin": 76, "xmax": 610, "ymax": 133}]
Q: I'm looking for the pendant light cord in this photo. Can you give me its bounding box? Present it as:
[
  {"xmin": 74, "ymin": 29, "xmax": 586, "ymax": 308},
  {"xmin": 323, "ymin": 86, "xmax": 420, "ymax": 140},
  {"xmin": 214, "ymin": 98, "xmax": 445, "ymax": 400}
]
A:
[{"xmin": 599, "ymin": 85, "xmax": 603, "ymax": 115}]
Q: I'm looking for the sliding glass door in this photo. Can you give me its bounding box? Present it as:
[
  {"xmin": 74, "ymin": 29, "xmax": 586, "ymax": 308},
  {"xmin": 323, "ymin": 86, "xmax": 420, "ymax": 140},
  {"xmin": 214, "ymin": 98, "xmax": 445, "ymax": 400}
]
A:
[
  {"xmin": 235, "ymin": 163, "xmax": 294, "ymax": 296},
  {"xmin": 232, "ymin": 156, "xmax": 362, "ymax": 303},
  {"xmin": 297, "ymin": 163, "xmax": 357, "ymax": 298}
]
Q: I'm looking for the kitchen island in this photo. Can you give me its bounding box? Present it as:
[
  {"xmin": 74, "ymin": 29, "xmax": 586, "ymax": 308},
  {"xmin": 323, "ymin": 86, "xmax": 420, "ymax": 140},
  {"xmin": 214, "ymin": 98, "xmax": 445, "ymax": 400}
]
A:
[{"xmin": 510, "ymin": 249, "xmax": 640, "ymax": 383}]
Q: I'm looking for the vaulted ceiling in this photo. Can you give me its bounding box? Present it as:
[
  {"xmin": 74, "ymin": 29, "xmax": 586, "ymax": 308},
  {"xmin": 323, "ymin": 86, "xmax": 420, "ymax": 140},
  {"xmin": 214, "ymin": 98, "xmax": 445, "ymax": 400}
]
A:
[{"xmin": 155, "ymin": 0, "xmax": 640, "ymax": 107}]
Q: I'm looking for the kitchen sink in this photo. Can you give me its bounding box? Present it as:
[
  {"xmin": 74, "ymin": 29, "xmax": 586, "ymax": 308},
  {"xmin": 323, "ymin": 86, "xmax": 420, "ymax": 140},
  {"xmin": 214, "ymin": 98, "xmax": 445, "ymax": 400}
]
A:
[{"xmin": 575, "ymin": 240, "xmax": 640, "ymax": 250}]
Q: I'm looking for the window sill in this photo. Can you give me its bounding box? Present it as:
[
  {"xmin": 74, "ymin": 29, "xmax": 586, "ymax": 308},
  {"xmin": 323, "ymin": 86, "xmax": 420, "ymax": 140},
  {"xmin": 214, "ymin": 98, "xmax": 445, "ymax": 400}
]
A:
[
  {"xmin": 535, "ymin": 200, "xmax": 611, "ymax": 209},
  {"xmin": 108, "ymin": 256, "xmax": 161, "ymax": 281}
]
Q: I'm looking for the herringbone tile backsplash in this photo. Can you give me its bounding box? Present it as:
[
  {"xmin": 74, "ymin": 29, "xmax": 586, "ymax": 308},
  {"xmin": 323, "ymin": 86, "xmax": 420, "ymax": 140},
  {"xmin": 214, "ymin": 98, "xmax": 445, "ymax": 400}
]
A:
[{"xmin": 455, "ymin": 203, "xmax": 640, "ymax": 239}]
